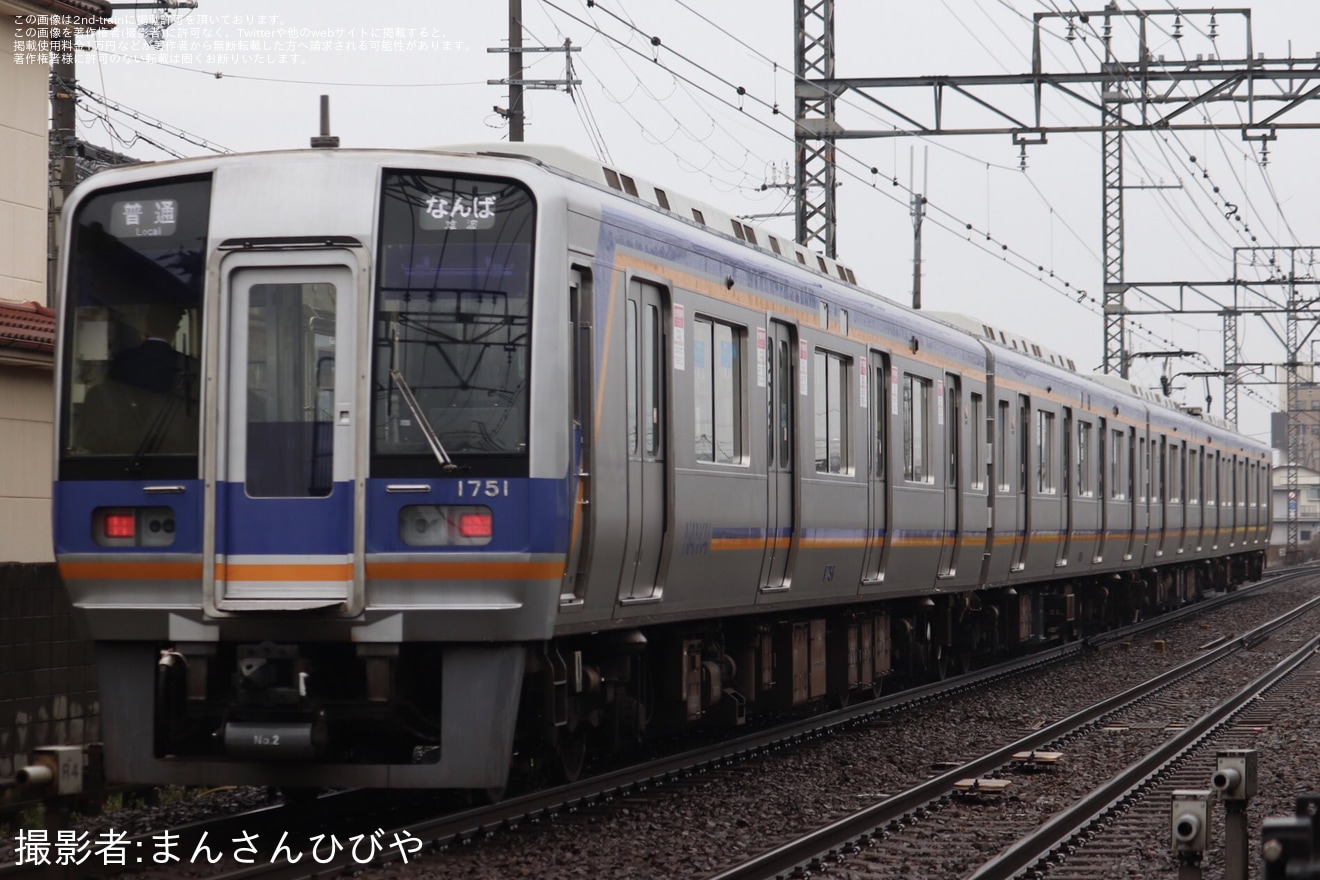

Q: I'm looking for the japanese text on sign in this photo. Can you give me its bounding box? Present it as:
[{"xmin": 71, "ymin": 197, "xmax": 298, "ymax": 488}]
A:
[
  {"xmin": 418, "ymin": 193, "xmax": 499, "ymax": 231},
  {"xmin": 12, "ymin": 827, "xmax": 426, "ymax": 867}
]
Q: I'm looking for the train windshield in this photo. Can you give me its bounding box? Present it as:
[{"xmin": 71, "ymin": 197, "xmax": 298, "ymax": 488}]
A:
[
  {"xmin": 59, "ymin": 176, "xmax": 211, "ymax": 479},
  {"xmin": 373, "ymin": 171, "xmax": 534, "ymax": 476}
]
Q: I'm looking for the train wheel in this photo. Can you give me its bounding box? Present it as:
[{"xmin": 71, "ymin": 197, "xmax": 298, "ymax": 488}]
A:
[
  {"xmin": 932, "ymin": 648, "xmax": 950, "ymax": 681},
  {"xmin": 553, "ymin": 723, "xmax": 588, "ymax": 784}
]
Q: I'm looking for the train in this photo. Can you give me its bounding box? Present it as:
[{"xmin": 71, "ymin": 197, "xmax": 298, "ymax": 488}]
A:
[{"xmin": 52, "ymin": 143, "xmax": 1270, "ymax": 791}]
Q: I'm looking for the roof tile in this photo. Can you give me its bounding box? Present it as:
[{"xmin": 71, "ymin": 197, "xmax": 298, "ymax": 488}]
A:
[{"xmin": 0, "ymin": 300, "xmax": 56, "ymax": 353}]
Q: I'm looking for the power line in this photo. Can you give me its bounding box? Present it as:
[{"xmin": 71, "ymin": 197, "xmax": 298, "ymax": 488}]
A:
[
  {"xmin": 542, "ymin": 0, "xmax": 1236, "ymax": 360},
  {"xmin": 88, "ymin": 47, "xmax": 488, "ymax": 87},
  {"xmin": 76, "ymin": 84, "xmax": 231, "ymax": 154}
]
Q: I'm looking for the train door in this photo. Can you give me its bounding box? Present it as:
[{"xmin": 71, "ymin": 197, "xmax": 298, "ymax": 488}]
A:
[
  {"xmin": 1191, "ymin": 446, "xmax": 1203, "ymax": 551},
  {"xmin": 861, "ymin": 350, "xmax": 890, "ymax": 586},
  {"xmin": 1059, "ymin": 407, "xmax": 1073, "ymax": 567},
  {"xmin": 1232, "ymin": 456, "xmax": 1243, "ymax": 546},
  {"xmin": 622, "ymin": 279, "xmax": 668, "ymax": 601},
  {"xmin": 1010, "ymin": 394, "xmax": 1030, "ymax": 571},
  {"xmin": 760, "ymin": 320, "xmax": 796, "ymax": 593},
  {"xmin": 561, "ymin": 269, "xmax": 593, "ymax": 607},
  {"xmin": 212, "ymin": 258, "xmax": 359, "ymax": 611},
  {"xmin": 1155, "ymin": 436, "xmax": 1168, "ymax": 558},
  {"xmin": 1096, "ymin": 416, "xmax": 1108, "ymax": 563},
  {"xmin": 937, "ymin": 373, "xmax": 961, "ymax": 577},
  {"xmin": 1123, "ymin": 427, "xmax": 1139, "ymax": 561}
]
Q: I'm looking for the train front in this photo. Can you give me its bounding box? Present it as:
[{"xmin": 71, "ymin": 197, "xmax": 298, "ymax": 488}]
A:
[{"xmin": 52, "ymin": 152, "xmax": 572, "ymax": 789}]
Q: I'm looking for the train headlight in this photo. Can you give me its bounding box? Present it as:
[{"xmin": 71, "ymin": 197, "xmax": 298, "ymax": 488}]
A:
[
  {"xmin": 93, "ymin": 507, "xmax": 175, "ymax": 547},
  {"xmin": 399, "ymin": 505, "xmax": 494, "ymax": 546}
]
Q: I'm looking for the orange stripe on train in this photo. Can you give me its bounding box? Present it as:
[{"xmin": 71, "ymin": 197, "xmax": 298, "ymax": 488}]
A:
[{"xmin": 217, "ymin": 563, "xmax": 354, "ymax": 582}]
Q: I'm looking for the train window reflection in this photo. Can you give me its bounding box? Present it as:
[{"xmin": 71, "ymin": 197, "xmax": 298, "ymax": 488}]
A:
[
  {"xmin": 693, "ymin": 316, "xmax": 743, "ymax": 465},
  {"xmin": 903, "ymin": 374, "xmax": 932, "ymax": 483},
  {"xmin": 244, "ymin": 282, "xmax": 336, "ymax": 499},
  {"xmin": 61, "ymin": 175, "xmax": 210, "ymax": 475},
  {"xmin": 814, "ymin": 349, "xmax": 850, "ymax": 474},
  {"xmin": 373, "ymin": 172, "xmax": 534, "ymax": 476}
]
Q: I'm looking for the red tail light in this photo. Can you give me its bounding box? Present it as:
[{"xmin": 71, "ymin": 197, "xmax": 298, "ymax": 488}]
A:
[
  {"xmin": 458, "ymin": 512, "xmax": 493, "ymax": 538},
  {"xmin": 103, "ymin": 510, "xmax": 136, "ymax": 539}
]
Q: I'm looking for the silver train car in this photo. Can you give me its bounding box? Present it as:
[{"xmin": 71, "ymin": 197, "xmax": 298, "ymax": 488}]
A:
[{"xmin": 52, "ymin": 144, "xmax": 1271, "ymax": 790}]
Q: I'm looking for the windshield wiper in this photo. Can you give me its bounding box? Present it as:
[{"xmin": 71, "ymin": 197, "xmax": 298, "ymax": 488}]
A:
[
  {"xmin": 125, "ymin": 364, "xmax": 194, "ymax": 474},
  {"xmin": 390, "ymin": 368, "xmax": 458, "ymax": 471}
]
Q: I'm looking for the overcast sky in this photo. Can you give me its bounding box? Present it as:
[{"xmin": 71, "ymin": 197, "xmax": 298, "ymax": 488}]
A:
[{"xmin": 64, "ymin": 0, "xmax": 1320, "ymax": 442}]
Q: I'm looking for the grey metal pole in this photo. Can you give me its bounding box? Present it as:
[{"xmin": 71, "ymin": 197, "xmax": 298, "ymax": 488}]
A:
[
  {"xmin": 509, "ymin": 0, "xmax": 524, "ymax": 142},
  {"xmin": 1224, "ymin": 800, "xmax": 1249, "ymax": 880}
]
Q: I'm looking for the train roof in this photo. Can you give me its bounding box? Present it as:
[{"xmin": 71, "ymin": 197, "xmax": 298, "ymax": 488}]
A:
[{"xmin": 433, "ymin": 142, "xmax": 863, "ymax": 291}]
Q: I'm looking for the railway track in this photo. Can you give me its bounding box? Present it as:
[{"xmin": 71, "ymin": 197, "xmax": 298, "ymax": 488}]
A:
[
  {"xmin": 706, "ymin": 586, "xmax": 1320, "ymax": 880},
  {"xmin": 2, "ymin": 570, "xmax": 1312, "ymax": 880}
]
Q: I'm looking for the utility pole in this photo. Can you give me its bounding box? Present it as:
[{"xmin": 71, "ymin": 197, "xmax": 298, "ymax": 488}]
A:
[
  {"xmin": 507, "ymin": 0, "xmax": 523, "ymax": 142},
  {"xmin": 48, "ymin": 32, "xmax": 78, "ymax": 300},
  {"xmin": 488, "ymin": 1, "xmax": 579, "ymax": 143},
  {"xmin": 910, "ymin": 149, "xmax": 926, "ymax": 310}
]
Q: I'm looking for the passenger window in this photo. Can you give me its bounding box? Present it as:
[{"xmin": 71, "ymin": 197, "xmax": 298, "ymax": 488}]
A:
[
  {"xmin": 693, "ymin": 316, "xmax": 743, "ymax": 464},
  {"xmin": 903, "ymin": 373, "xmax": 932, "ymax": 482},
  {"xmin": 813, "ymin": 349, "xmax": 851, "ymax": 474}
]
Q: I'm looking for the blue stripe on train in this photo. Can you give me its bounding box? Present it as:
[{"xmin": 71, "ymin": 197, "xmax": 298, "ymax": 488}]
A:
[
  {"xmin": 53, "ymin": 480, "xmax": 204, "ymax": 555},
  {"xmin": 364, "ymin": 476, "xmax": 573, "ymax": 555},
  {"xmin": 218, "ymin": 481, "xmax": 354, "ymax": 556}
]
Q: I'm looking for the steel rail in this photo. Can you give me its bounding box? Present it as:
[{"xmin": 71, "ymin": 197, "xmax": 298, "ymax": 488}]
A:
[{"xmin": 702, "ymin": 589, "xmax": 1320, "ymax": 880}]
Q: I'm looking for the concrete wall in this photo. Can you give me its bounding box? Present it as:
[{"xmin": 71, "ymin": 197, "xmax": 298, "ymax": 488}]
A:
[
  {"xmin": 0, "ymin": 368, "xmax": 53, "ymax": 563},
  {"xmin": 0, "ymin": 7, "xmax": 49, "ymax": 307}
]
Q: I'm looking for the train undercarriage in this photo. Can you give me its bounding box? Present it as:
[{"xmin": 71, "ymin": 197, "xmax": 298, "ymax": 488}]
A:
[{"xmin": 147, "ymin": 551, "xmax": 1265, "ymax": 790}]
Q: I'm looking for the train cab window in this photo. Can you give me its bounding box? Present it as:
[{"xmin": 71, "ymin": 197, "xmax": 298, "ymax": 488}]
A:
[
  {"xmin": 1036, "ymin": 410, "xmax": 1056, "ymax": 494},
  {"xmin": 903, "ymin": 373, "xmax": 933, "ymax": 483},
  {"xmin": 970, "ymin": 393, "xmax": 984, "ymax": 489},
  {"xmin": 693, "ymin": 316, "xmax": 743, "ymax": 465},
  {"xmin": 60, "ymin": 174, "xmax": 211, "ymax": 478},
  {"xmin": 373, "ymin": 171, "xmax": 534, "ymax": 477},
  {"xmin": 813, "ymin": 349, "xmax": 851, "ymax": 474}
]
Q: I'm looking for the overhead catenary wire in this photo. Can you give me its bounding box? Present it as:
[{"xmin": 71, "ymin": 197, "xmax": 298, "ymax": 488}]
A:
[
  {"xmin": 540, "ymin": 0, "xmax": 1233, "ymax": 370},
  {"xmin": 548, "ymin": 0, "xmax": 1286, "ymax": 412},
  {"xmin": 76, "ymin": 84, "xmax": 232, "ymax": 154}
]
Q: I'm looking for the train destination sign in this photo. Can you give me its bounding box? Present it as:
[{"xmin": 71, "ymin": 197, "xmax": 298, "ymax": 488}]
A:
[
  {"xmin": 418, "ymin": 192, "xmax": 500, "ymax": 231},
  {"xmin": 109, "ymin": 199, "xmax": 179, "ymax": 238}
]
